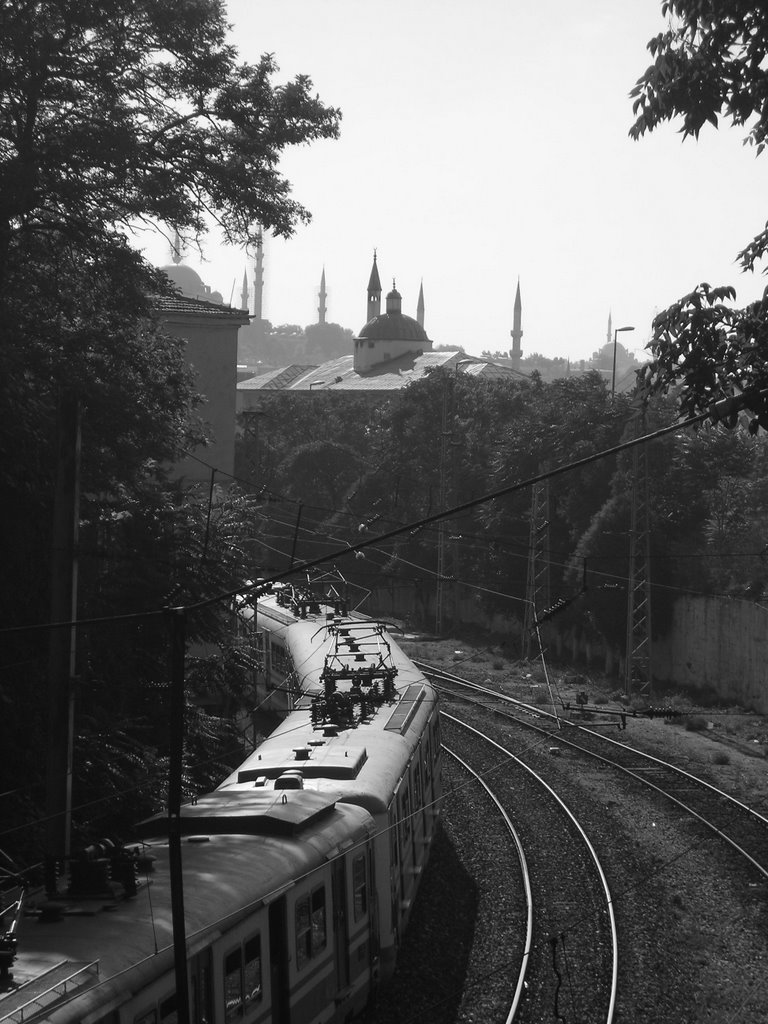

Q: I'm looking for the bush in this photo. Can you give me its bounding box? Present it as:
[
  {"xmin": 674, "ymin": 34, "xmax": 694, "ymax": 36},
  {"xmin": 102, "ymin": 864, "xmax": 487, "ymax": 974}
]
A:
[
  {"xmin": 685, "ymin": 715, "xmax": 708, "ymax": 733},
  {"xmin": 712, "ymin": 750, "xmax": 731, "ymax": 765}
]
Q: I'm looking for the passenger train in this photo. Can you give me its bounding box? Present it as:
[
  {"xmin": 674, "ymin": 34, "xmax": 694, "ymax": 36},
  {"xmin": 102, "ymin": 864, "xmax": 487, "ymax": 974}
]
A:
[{"xmin": 0, "ymin": 577, "xmax": 442, "ymax": 1024}]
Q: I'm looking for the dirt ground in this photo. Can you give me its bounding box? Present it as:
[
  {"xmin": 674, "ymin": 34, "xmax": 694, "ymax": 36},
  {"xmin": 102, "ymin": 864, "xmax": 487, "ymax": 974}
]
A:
[{"xmin": 399, "ymin": 632, "xmax": 768, "ymax": 813}]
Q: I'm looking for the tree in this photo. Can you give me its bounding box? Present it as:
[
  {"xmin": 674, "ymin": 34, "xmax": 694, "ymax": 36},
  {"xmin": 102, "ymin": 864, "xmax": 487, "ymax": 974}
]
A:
[
  {"xmin": 0, "ymin": 0, "xmax": 341, "ymax": 866},
  {"xmin": 0, "ymin": 0, "xmax": 340, "ymax": 283},
  {"xmin": 630, "ymin": 3, "xmax": 768, "ymax": 419}
]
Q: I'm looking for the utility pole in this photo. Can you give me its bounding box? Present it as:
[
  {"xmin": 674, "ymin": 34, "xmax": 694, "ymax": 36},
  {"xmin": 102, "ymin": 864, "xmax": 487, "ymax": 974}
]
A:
[
  {"xmin": 44, "ymin": 392, "xmax": 81, "ymax": 895},
  {"xmin": 435, "ymin": 378, "xmax": 451, "ymax": 635},
  {"xmin": 522, "ymin": 470, "xmax": 551, "ymax": 659},
  {"xmin": 167, "ymin": 607, "xmax": 191, "ymax": 1024}
]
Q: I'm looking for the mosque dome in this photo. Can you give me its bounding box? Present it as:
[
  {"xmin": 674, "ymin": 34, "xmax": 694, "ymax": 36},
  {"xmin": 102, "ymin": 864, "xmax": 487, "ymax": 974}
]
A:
[
  {"xmin": 357, "ymin": 282, "xmax": 429, "ymax": 343},
  {"xmin": 357, "ymin": 312, "xmax": 429, "ymax": 343},
  {"xmin": 160, "ymin": 264, "xmax": 223, "ymax": 304}
]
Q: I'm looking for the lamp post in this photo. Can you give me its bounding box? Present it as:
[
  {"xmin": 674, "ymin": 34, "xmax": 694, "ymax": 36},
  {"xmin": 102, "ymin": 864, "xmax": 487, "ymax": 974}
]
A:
[{"xmin": 611, "ymin": 326, "xmax": 635, "ymax": 400}]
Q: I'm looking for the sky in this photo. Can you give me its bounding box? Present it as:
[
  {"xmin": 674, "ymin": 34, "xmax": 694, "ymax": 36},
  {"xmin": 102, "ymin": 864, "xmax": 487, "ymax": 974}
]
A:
[{"xmin": 138, "ymin": 0, "xmax": 768, "ymax": 363}]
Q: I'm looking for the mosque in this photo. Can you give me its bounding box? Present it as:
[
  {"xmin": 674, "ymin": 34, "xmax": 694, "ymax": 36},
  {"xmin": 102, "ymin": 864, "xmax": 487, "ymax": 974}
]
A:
[
  {"xmin": 154, "ymin": 237, "xmax": 530, "ymax": 481},
  {"xmin": 237, "ymin": 251, "xmax": 521, "ymax": 413}
]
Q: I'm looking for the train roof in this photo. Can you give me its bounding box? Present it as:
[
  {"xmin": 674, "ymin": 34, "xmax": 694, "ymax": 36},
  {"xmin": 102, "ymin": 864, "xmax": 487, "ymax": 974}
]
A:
[{"xmin": 4, "ymin": 799, "xmax": 373, "ymax": 1023}]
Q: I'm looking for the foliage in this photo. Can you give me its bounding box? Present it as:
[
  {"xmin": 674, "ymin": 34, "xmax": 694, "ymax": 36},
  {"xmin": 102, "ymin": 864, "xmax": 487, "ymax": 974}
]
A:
[
  {"xmin": 239, "ymin": 371, "xmax": 631, "ymax": 628},
  {"xmin": 636, "ymin": 284, "xmax": 768, "ymax": 432},
  {"xmin": 630, "ymin": 2, "xmax": 768, "ymax": 268},
  {"xmin": 0, "ymin": 0, "xmax": 340, "ymax": 279},
  {"xmin": 630, "ymin": 4, "xmax": 768, "ymax": 414},
  {"xmin": 2, "ymin": 482, "xmax": 264, "ymax": 858},
  {"xmin": 0, "ymin": 0, "xmax": 340, "ymax": 865}
]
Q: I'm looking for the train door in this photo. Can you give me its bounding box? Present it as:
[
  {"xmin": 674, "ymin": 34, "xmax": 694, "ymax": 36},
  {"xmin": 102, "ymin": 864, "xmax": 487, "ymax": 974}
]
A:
[
  {"xmin": 190, "ymin": 948, "xmax": 213, "ymax": 1024},
  {"xmin": 269, "ymin": 897, "xmax": 290, "ymax": 1024},
  {"xmin": 331, "ymin": 856, "xmax": 350, "ymax": 994}
]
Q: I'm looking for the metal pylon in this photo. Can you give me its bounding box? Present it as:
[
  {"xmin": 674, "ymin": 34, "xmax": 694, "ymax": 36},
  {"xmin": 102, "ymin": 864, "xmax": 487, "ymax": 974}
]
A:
[
  {"xmin": 624, "ymin": 441, "xmax": 653, "ymax": 697},
  {"xmin": 435, "ymin": 380, "xmax": 451, "ymax": 634},
  {"xmin": 523, "ymin": 472, "xmax": 550, "ymax": 659}
]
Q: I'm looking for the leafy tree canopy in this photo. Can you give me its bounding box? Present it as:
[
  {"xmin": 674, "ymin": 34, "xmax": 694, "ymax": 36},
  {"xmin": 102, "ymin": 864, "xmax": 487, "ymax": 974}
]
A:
[
  {"xmin": 0, "ymin": 0, "xmax": 341, "ymax": 280},
  {"xmin": 630, "ymin": 2, "xmax": 768, "ymax": 420}
]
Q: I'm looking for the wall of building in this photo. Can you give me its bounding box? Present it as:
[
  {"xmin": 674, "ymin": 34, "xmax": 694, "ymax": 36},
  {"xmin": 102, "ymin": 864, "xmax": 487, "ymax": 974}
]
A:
[{"xmin": 162, "ymin": 315, "xmax": 241, "ymax": 481}]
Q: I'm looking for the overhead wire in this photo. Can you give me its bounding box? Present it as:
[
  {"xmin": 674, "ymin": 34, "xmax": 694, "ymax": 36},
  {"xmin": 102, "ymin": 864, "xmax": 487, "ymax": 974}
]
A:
[{"xmin": 4, "ymin": 396, "xmax": 764, "ymax": 637}]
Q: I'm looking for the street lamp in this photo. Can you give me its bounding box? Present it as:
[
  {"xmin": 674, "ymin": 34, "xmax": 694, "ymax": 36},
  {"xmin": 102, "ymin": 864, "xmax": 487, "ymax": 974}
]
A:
[{"xmin": 611, "ymin": 326, "xmax": 635, "ymax": 400}]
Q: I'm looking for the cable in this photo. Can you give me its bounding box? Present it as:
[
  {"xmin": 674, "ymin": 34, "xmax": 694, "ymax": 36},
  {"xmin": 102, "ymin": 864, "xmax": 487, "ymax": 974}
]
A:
[{"xmin": 4, "ymin": 395, "xmax": 764, "ymax": 638}]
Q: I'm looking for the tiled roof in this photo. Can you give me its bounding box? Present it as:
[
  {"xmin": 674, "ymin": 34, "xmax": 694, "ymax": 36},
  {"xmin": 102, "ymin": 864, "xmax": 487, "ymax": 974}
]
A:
[
  {"xmin": 154, "ymin": 293, "xmax": 249, "ymax": 319},
  {"xmin": 239, "ymin": 365, "xmax": 319, "ymax": 390},
  {"xmin": 236, "ymin": 350, "xmax": 519, "ymax": 394}
]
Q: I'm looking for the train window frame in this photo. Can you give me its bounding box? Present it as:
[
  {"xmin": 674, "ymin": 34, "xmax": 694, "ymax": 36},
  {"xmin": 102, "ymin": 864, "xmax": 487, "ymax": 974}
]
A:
[
  {"xmin": 223, "ymin": 932, "xmax": 263, "ymax": 1021},
  {"xmin": 243, "ymin": 935, "xmax": 263, "ymax": 1009},
  {"xmin": 413, "ymin": 757, "xmax": 423, "ymax": 809},
  {"xmin": 352, "ymin": 854, "xmax": 367, "ymax": 921},
  {"xmin": 389, "ymin": 806, "xmax": 399, "ymax": 869},
  {"xmin": 400, "ymin": 786, "xmax": 412, "ymax": 842},
  {"xmin": 224, "ymin": 945, "xmax": 243, "ymax": 1023},
  {"xmin": 295, "ymin": 884, "xmax": 327, "ymax": 970}
]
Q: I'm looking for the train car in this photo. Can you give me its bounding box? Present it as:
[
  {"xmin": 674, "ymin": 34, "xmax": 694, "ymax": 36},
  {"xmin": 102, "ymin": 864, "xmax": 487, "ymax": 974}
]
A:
[{"xmin": 0, "ymin": 578, "xmax": 442, "ymax": 1024}]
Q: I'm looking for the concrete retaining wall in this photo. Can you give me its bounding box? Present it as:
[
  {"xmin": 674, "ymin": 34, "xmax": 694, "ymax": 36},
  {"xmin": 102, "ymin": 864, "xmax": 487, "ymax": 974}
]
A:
[{"xmin": 653, "ymin": 596, "xmax": 768, "ymax": 714}]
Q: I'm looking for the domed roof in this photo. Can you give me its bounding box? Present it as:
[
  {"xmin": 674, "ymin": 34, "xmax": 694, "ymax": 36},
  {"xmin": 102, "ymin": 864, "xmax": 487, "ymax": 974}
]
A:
[
  {"xmin": 160, "ymin": 264, "xmax": 222, "ymax": 304},
  {"xmin": 161, "ymin": 264, "xmax": 205, "ymax": 294},
  {"xmin": 357, "ymin": 312, "xmax": 429, "ymax": 343}
]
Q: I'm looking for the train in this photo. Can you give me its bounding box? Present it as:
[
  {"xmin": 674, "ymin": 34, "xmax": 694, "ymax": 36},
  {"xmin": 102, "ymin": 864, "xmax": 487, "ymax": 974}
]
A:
[{"xmin": 0, "ymin": 576, "xmax": 442, "ymax": 1024}]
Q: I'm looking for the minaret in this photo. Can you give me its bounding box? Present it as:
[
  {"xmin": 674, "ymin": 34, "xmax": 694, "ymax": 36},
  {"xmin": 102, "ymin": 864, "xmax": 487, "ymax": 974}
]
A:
[
  {"xmin": 252, "ymin": 227, "xmax": 264, "ymax": 321},
  {"xmin": 510, "ymin": 278, "xmax": 523, "ymax": 368},
  {"xmin": 240, "ymin": 268, "xmax": 249, "ymax": 313},
  {"xmin": 607, "ymin": 311, "xmax": 613, "ymax": 347},
  {"xmin": 318, "ymin": 267, "xmax": 327, "ymax": 325},
  {"xmin": 417, "ymin": 280, "xmax": 425, "ymax": 328},
  {"xmin": 367, "ymin": 250, "xmax": 382, "ymax": 324},
  {"xmin": 170, "ymin": 228, "xmax": 183, "ymax": 265}
]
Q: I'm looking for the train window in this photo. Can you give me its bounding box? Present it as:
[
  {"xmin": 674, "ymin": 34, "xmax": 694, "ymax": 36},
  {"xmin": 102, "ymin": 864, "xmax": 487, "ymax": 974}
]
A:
[
  {"xmin": 390, "ymin": 808, "xmax": 399, "ymax": 868},
  {"xmin": 295, "ymin": 885, "xmax": 327, "ymax": 969},
  {"xmin": 400, "ymin": 788, "xmax": 411, "ymax": 841},
  {"xmin": 413, "ymin": 759, "xmax": 423, "ymax": 809},
  {"xmin": 352, "ymin": 855, "xmax": 367, "ymax": 920},
  {"xmin": 224, "ymin": 934, "xmax": 263, "ymax": 1020},
  {"xmin": 312, "ymin": 887, "xmax": 327, "ymax": 954},
  {"xmin": 243, "ymin": 935, "xmax": 263, "ymax": 1007},
  {"xmin": 159, "ymin": 994, "xmax": 177, "ymax": 1024},
  {"xmin": 224, "ymin": 947, "xmax": 243, "ymax": 1022}
]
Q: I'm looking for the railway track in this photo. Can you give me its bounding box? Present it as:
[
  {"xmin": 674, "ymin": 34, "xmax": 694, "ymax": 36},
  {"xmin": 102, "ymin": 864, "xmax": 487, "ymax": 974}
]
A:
[
  {"xmin": 442, "ymin": 744, "xmax": 532, "ymax": 1023},
  {"xmin": 421, "ymin": 660, "xmax": 768, "ymax": 883},
  {"xmin": 442, "ymin": 714, "xmax": 618, "ymax": 1024}
]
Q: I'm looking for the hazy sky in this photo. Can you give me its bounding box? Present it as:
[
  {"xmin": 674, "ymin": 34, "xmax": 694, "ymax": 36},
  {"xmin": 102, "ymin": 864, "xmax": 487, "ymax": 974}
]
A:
[{"xmin": 139, "ymin": 0, "xmax": 767, "ymax": 362}]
